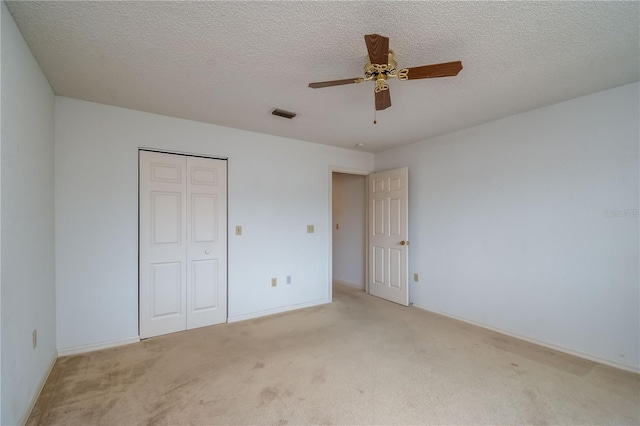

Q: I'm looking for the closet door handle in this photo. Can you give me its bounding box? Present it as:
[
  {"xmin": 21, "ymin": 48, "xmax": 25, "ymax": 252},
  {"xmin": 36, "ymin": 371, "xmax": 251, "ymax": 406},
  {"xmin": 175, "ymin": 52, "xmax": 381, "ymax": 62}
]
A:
[{"xmin": 205, "ymin": 250, "xmax": 211, "ymax": 255}]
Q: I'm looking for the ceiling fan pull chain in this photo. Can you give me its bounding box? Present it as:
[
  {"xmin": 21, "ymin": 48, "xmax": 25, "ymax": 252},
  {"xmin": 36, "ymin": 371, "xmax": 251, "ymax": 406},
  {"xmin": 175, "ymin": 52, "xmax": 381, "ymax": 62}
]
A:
[{"xmin": 373, "ymin": 109, "xmax": 377, "ymax": 125}]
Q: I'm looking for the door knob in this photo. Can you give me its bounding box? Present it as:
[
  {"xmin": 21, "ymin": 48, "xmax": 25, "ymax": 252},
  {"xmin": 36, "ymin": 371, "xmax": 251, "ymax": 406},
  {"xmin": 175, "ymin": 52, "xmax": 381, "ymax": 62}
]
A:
[
  {"xmin": 205, "ymin": 250, "xmax": 211, "ymax": 254},
  {"xmin": 399, "ymin": 241, "xmax": 409, "ymax": 246}
]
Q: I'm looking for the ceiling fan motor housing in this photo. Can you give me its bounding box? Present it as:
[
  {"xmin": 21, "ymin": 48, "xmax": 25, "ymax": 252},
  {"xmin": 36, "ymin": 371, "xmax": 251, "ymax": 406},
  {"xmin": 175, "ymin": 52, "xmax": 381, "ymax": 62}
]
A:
[{"xmin": 364, "ymin": 50, "xmax": 399, "ymax": 85}]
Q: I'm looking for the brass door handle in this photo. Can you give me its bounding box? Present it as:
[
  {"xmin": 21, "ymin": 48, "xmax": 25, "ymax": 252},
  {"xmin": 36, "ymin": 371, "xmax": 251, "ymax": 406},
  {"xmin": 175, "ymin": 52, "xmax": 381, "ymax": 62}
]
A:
[{"xmin": 399, "ymin": 241, "xmax": 409, "ymax": 246}]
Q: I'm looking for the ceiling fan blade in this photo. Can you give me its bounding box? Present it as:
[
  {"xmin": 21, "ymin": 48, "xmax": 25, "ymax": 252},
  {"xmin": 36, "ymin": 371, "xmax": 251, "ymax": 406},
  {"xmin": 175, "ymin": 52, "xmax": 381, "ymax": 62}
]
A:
[
  {"xmin": 402, "ymin": 61, "xmax": 463, "ymax": 80},
  {"xmin": 364, "ymin": 34, "xmax": 390, "ymax": 65},
  {"xmin": 375, "ymin": 88, "xmax": 391, "ymax": 111},
  {"xmin": 308, "ymin": 78, "xmax": 362, "ymax": 89}
]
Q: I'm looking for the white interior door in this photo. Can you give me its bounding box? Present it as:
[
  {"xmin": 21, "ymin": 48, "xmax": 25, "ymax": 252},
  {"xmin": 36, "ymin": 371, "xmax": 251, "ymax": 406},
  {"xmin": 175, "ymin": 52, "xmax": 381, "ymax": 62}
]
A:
[
  {"xmin": 140, "ymin": 151, "xmax": 227, "ymax": 339},
  {"xmin": 368, "ymin": 167, "xmax": 409, "ymax": 306},
  {"xmin": 186, "ymin": 155, "xmax": 227, "ymax": 329},
  {"xmin": 140, "ymin": 151, "xmax": 188, "ymax": 338}
]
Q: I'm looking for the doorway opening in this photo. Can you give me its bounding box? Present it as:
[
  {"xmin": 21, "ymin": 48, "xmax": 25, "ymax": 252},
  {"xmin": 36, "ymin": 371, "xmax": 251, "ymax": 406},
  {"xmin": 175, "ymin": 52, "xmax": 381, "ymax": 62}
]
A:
[{"xmin": 331, "ymin": 172, "xmax": 367, "ymax": 296}]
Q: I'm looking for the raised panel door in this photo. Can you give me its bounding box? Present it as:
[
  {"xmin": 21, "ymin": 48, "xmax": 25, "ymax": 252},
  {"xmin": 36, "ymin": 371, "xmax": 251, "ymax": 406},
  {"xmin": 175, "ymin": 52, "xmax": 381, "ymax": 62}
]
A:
[
  {"xmin": 139, "ymin": 151, "xmax": 188, "ymax": 338},
  {"xmin": 186, "ymin": 156, "xmax": 227, "ymax": 329},
  {"xmin": 368, "ymin": 167, "xmax": 409, "ymax": 306},
  {"xmin": 140, "ymin": 151, "xmax": 228, "ymax": 338}
]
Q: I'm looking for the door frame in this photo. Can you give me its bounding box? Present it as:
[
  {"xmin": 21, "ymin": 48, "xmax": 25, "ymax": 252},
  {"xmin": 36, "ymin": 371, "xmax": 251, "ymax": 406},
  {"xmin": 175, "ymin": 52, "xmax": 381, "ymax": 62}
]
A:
[
  {"xmin": 138, "ymin": 147, "xmax": 229, "ymax": 336},
  {"xmin": 328, "ymin": 166, "xmax": 372, "ymax": 302}
]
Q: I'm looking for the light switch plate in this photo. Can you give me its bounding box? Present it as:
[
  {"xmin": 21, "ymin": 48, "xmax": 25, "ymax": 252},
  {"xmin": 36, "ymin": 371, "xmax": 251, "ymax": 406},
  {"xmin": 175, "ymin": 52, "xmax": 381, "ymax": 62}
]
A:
[
  {"xmin": 307, "ymin": 225, "xmax": 315, "ymax": 233},
  {"xmin": 236, "ymin": 226, "xmax": 242, "ymax": 236},
  {"xmin": 271, "ymin": 278, "xmax": 277, "ymax": 287},
  {"xmin": 414, "ymin": 273, "xmax": 419, "ymax": 282}
]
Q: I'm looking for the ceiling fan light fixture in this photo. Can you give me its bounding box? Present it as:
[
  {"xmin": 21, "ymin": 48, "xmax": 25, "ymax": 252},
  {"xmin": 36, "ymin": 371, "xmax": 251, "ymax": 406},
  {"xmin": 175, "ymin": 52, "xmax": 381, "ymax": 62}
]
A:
[
  {"xmin": 308, "ymin": 34, "xmax": 463, "ymax": 112},
  {"xmin": 271, "ymin": 108, "xmax": 297, "ymax": 119}
]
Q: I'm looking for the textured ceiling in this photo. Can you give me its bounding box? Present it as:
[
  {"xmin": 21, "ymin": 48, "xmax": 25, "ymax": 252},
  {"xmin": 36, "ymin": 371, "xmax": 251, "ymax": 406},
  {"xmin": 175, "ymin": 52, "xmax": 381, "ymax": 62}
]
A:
[{"xmin": 6, "ymin": 1, "xmax": 640, "ymax": 152}]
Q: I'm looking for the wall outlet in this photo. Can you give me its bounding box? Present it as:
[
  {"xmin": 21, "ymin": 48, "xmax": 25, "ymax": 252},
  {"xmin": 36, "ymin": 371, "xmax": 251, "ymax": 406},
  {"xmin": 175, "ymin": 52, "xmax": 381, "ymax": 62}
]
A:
[
  {"xmin": 235, "ymin": 226, "xmax": 242, "ymax": 236},
  {"xmin": 414, "ymin": 273, "xmax": 419, "ymax": 282},
  {"xmin": 286, "ymin": 275, "xmax": 292, "ymax": 285},
  {"xmin": 307, "ymin": 225, "xmax": 315, "ymax": 233},
  {"xmin": 271, "ymin": 278, "xmax": 277, "ymax": 287},
  {"xmin": 33, "ymin": 329, "xmax": 38, "ymax": 349}
]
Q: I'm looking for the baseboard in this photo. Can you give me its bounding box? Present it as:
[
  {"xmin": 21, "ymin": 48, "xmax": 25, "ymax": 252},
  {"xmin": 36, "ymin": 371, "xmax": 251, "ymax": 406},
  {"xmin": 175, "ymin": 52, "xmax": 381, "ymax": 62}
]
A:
[
  {"xmin": 333, "ymin": 279, "xmax": 365, "ymax": 290},
  {"xmin": 18, "ymin": 350, "xmax": 58, "ymax": 426},
  {"xmin": 412, "ymin": 303, "xmax": 640, "ymax": 374},
  {"xmin": 228, "ymin": 299, "xmax": 330, "ymax": 323},
  {"xmin": 57, "ymin": 336, "xmax": 140, "ymax": 357}
]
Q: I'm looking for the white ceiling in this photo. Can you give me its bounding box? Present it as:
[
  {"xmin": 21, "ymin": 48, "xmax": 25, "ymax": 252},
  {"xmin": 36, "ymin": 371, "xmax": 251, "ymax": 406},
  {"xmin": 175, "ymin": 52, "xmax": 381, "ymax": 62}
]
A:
[{"xmin": 6, "ymin": 1, "xmax": 639, "ymax": 153}]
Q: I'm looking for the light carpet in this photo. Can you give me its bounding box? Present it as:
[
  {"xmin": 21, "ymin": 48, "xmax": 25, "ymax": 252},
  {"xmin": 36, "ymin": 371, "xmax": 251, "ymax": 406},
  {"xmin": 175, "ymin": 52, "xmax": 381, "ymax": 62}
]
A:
[{"xmin": 28, "ymin": 284, "xmax": 639, "ymax": 425}]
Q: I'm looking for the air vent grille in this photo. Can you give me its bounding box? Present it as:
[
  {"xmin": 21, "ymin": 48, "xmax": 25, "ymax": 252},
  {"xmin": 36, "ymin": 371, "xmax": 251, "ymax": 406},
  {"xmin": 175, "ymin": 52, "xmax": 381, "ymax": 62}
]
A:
[{"xmin": 272, "ymin": 108, "xmax": 297, "ymax": 119}]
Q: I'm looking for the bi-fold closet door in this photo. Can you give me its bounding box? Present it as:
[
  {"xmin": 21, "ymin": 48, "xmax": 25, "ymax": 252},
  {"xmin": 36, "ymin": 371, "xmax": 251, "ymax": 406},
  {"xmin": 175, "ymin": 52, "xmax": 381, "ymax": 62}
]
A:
[{"xmin": 139, "ymin": 150, "xmax": 227, "ymax": 339}]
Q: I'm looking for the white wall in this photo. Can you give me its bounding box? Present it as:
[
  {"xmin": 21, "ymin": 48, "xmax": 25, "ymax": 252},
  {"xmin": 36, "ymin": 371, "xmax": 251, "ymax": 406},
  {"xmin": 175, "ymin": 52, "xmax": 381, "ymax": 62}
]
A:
[
  {"xmin": 1, "ymin": 6, "xmax": 3, "ymax": 422},
  {"xmin": 375, "ymin": 82, "xmax": 640, "ymax": 371},
  {"xmin": 55, "ymin": 97, "xmax": 374, "ymax": 351},
  {"xmin": 332, "ymin": 173, "xmax": 366, "ymax": 289},
  {"xmin": 1, "ymin": 5, "xmax": 3, "ymax": 422},
  {"xmin": 1, "ymin": 3, "xmax": 57, "ymax": 424}
]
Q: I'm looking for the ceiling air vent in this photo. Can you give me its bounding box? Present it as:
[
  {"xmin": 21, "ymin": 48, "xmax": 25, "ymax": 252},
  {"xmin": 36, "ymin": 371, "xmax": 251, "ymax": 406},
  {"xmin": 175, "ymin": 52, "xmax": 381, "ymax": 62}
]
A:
[{"xmin": 271, "ymin": 108, "xmax": 297, "ymax": 119}]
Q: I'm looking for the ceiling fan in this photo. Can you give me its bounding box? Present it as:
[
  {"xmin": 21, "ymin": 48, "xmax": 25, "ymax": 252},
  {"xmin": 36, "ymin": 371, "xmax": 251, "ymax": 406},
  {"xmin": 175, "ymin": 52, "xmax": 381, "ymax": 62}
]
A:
[{"xmin": 308, "ymin": 34, "xmax": 463, "ymax": 112}]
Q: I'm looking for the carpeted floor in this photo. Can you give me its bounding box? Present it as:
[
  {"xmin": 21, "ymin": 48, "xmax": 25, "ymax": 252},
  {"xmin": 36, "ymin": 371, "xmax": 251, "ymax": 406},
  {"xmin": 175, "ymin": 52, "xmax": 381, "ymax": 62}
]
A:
[{"xmin": 28, "ymin": 283, "xmax": 639, "ymax": 425}]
